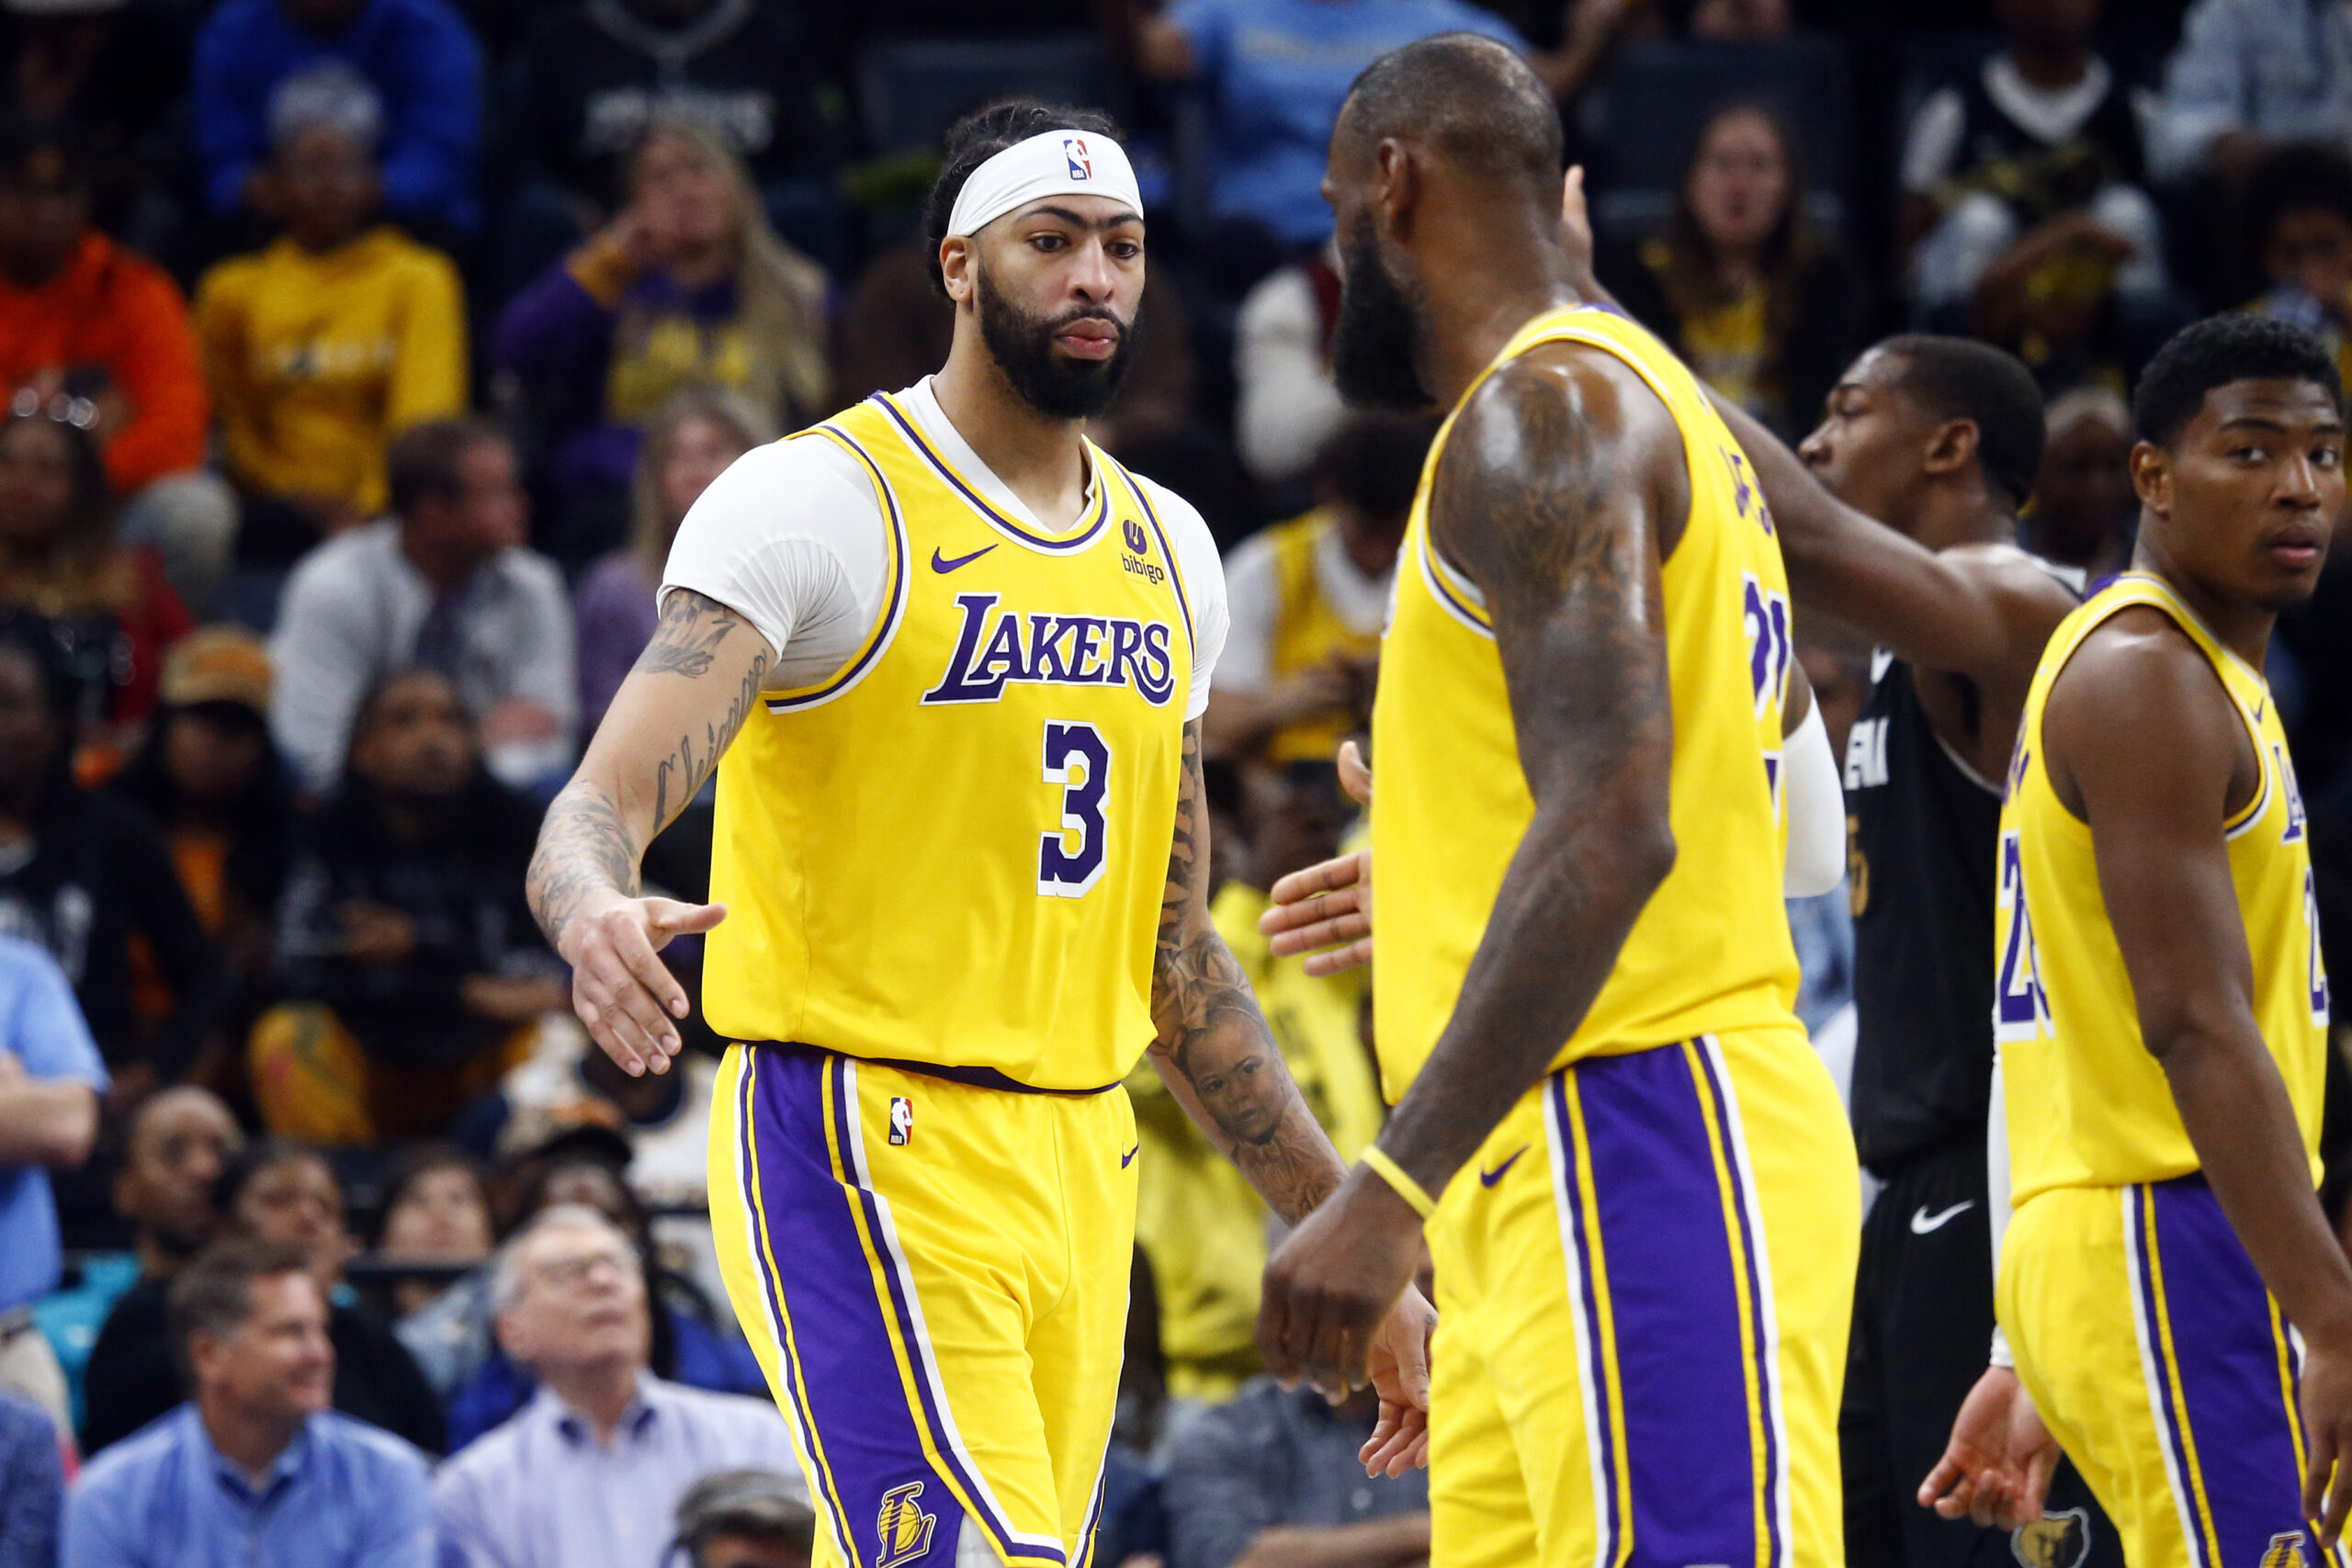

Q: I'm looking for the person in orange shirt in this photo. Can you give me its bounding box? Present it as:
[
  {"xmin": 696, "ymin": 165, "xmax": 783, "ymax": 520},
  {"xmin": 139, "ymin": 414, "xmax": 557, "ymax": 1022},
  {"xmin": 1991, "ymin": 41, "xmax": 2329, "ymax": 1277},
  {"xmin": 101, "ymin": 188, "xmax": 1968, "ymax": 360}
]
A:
[{"xmin": 0, "ymin": 119, "xmax": 235, "ymax": 615}]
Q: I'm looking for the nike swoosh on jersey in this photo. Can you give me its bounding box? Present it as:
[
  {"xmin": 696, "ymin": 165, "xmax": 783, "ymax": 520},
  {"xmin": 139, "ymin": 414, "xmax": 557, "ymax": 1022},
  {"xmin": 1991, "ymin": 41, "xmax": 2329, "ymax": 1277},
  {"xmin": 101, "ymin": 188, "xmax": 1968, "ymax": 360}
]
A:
[
  {"xmin": 1479, "ymin": 1145, "xmax": 1529, "ymax": 1188},
  {"xmin": 1910, "ymin": 1200, "xmax": 1975, "ymax": 1235},
  {"xmin": 1120, "ymin": 1145, "xmax": 1138, "ymax": 1168},
  {"xmin": 931, "ymin": 544, "xmax": 999, "ymax": 573}
]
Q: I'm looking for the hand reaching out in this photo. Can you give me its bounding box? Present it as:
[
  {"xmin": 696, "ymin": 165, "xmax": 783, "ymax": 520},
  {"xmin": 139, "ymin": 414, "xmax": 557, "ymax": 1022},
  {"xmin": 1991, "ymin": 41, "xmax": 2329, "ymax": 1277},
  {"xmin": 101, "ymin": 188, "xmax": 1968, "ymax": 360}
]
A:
[
  {"xmin": 1918, "ymin": 1365, "xmax": 2060, "ymax": 1529},
  {"xmin": 1261, "ymin": 740, "xmax": 1374, "ymax": 974}
]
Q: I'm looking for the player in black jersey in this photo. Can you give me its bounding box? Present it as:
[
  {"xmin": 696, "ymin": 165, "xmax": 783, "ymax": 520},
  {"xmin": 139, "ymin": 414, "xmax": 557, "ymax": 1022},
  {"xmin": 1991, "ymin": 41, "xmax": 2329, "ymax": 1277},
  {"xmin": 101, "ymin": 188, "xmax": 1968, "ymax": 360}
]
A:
[{"xmin": 1708, "ymin": 343, "xmax": 2116, "ymax": 1568}]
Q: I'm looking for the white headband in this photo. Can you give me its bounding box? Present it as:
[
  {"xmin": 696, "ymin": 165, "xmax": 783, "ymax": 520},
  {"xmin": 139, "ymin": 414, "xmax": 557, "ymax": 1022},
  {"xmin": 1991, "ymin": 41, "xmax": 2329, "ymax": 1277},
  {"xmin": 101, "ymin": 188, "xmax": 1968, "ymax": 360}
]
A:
[{"xmin": 946, "ymin": 129, "xmax": 1142, "ymax": 240}]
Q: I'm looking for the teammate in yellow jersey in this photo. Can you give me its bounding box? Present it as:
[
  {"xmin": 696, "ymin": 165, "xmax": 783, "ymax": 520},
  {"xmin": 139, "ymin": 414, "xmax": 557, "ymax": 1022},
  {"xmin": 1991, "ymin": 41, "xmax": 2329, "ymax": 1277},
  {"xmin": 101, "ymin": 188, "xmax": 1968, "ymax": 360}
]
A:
[
  {"xmin": 1920, "ymin": 312, "xmax": 2352, "ymax": 1562},
  {"xmin": 525, "ymin": 99, "xmax": 1432, "ymax": 1568},
  {"xmin": 1255, "ymin": 34, "xmax": 1859, "ymax": 1568}
]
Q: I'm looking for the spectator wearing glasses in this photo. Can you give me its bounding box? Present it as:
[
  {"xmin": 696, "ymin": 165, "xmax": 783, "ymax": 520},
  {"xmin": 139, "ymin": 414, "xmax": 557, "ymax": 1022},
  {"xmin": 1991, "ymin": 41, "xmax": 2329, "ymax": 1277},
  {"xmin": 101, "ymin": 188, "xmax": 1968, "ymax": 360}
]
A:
[
  {"xmin": 61, "ymin": 1238, "xmax": 435, "ymax": 1568},
  {"xmin": 432, "ymin": 1204, "xmax": 803, "ymax": 1568},
  {"xmin": 0, "ymin": 118, "xmax": 234, "ymax": 617}
]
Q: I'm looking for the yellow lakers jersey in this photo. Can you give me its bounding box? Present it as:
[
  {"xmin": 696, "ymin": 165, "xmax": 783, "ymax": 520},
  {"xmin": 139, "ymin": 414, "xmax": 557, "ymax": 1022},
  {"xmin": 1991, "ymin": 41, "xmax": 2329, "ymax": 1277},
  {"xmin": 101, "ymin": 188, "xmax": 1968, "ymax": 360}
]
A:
[
  {"xmin": 1997, "ymin": 573, "xmax": 2328, "ymax": 1203},
  {"xmin": 1370, "ymin": 306, "xmax": 1802, "ymax": 1101},
  {"xmin": 1261, "ymin": 510, "xmax": 1381, "ymax": 765},
  {"xmin": 700, "ymin": 392, "xmax": 1197, "ymax": 1091}
]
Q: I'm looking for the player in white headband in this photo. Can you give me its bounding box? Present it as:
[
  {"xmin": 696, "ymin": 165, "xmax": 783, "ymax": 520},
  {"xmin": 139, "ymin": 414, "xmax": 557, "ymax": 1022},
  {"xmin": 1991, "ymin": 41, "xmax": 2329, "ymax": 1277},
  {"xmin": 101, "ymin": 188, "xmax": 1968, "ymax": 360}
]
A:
[{"xmin": 533, "ymin": 96, "xmax": 1435, "ymax": 1568}]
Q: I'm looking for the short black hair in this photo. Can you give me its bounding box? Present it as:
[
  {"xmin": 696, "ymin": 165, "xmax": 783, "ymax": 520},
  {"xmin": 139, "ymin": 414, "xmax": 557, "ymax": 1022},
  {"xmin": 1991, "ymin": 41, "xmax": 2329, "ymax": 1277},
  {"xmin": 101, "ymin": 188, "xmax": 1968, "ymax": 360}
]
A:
[
  {"xmin": 922, "ymin": 98, "xmax": 1125, "ymax": 298},
  {"xmin": 1877, "ymin": 335, "xmax": 2048, "ymax": 509},
  {"xmin": 2134, "ymin": 313, "xmax": 2345, "ymax": 447},
  {"xmin": 1340, "ymin": 33, "xmax": 1563, "ymax": 206},
  {"xmin": 166, "ymin": 1237, "xmax": 316, "ymax": 1385},
  {"xmin": 1313, "ymin": 411, "xmax": 1439, "ymax": 524},
  {"xmin": 385, "ymin": 416, "xmax": 506, "ymax": 517},
  {"xmin": 214, "ymin": 1137, "xmax": 333, "ymax": 1226},
  {"xmin": 2245, "ymin": 141, "xmax": 2352, "ymax": 262}
]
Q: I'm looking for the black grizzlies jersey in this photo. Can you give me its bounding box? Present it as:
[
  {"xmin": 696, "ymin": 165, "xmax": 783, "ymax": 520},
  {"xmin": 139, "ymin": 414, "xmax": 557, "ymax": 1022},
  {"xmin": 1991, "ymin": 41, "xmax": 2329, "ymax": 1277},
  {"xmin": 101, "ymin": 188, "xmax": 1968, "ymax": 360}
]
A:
[{"xmin": 1845, "ymin": 649, "xmax": 2008, "ymax": 1174}]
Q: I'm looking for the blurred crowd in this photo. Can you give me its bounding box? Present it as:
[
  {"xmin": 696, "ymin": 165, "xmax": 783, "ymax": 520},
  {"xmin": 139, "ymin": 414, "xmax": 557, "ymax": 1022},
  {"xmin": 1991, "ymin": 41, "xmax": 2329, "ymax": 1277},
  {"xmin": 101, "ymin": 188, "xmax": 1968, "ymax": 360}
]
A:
[{"xmin": 6, "ymin": 0, "xmax": 2352, "ymax": 1563}]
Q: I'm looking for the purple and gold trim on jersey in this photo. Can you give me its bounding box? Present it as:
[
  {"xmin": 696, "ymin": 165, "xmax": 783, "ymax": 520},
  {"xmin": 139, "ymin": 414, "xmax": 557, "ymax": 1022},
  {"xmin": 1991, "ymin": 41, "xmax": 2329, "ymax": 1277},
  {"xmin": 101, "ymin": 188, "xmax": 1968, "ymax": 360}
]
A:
[
  {"xmin": 1105, "ymin": 460, "xmax": 1194, "ymax": 660},
  {"xmin": 871, "ymin": 392, "xmax": 1111, "ymax": 554},
  {"xmin": 1541, "ymin": 1037, "xmax": 1792, "ymax": 1568},
  {"xmin": 1416, "ymin": 527, "xmax": 1494, "ymax": 639},
  {"xmin": 724, "ymin": 1046, "xmax": 1094, "ymax": 1568},
  {"xmin": 763, "ymin": 423, "xmax": 912, "ymax": 714},
  {"xmin": 2125, "ymin": 1179, "xmax": 2350, "ymax": 1568}
]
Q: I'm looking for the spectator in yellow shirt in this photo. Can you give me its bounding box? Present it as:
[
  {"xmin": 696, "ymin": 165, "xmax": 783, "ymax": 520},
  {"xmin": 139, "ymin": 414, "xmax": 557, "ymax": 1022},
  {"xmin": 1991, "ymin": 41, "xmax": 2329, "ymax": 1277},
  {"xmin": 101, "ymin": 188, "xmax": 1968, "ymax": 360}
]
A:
[{"xmin": 194, "ymin": 83, "xmax": 465, "ymax": 563}]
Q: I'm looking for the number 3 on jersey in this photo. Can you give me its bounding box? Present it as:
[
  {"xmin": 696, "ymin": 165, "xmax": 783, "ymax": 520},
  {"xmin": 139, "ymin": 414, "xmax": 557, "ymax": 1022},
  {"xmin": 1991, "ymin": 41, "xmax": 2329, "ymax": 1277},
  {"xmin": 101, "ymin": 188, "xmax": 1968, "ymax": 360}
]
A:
[
  {"xmin": 1040, "ymin": 721, "xmax": 1111, "ymax": 897},
  {"xmin": 1996, "ymin": 828, "xmax": 2052, "ymax": 1040}
]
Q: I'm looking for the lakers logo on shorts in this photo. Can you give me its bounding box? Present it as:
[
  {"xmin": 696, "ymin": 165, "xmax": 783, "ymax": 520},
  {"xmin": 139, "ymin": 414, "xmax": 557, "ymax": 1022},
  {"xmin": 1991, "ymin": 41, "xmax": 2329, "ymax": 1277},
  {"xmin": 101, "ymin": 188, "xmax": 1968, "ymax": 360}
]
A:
[
  {"xmin": 2263, "ymin": 1531, "xmax": 2312, "ymax": 1568},
  {"xmin": 2010, "ymin": 1508, "xmax": 2091, "ymax": 1568},
  {"xmin": 876, "ymin": 1480, "xmax": 937, "ymax": 1568}
]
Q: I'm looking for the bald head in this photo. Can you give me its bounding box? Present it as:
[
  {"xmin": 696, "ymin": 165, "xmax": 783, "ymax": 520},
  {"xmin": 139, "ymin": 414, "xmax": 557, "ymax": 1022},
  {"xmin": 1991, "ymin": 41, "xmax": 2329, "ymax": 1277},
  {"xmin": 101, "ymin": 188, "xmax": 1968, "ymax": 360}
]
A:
[{"xmin": 1337, "ymin": 33, "xmax": 1563, "ymax": 208}]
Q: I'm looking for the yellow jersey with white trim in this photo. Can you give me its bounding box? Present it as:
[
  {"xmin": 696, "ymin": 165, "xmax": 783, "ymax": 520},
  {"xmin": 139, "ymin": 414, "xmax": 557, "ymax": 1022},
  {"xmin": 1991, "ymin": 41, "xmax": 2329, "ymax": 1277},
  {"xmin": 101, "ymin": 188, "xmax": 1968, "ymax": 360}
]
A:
[
  {"xmin": 1369, "ymin": 304, "xmax": 1802, "ymax": 1102},
  {"xmin": 1996, "ymin": 572, "xmax": 2327, "ymax": 1204},
  {"xmin": 698, "ymin": 391, "xmax": 1199, "ymax": 1091}
]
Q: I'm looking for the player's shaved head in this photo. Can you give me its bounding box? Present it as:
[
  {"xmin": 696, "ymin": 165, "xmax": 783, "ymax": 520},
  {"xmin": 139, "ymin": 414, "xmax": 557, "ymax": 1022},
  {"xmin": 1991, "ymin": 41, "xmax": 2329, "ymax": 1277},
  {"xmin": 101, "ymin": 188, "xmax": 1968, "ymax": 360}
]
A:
[{"xmin": 1337, "ymin": 33, "xmax": 1562, "ymax": 205}]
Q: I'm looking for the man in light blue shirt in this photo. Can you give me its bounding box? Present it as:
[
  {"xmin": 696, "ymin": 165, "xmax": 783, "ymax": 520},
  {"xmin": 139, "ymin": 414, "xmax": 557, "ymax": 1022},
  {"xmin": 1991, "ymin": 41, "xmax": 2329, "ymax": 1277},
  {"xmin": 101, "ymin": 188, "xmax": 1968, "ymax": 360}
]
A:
[
  {"xmin": 1129, "ymin": 0, "xmax": 1534, "ymax": 251},
  {"xmin": 0, "ymin": 935, "xmax": 106, "ymax": 1434},
  {"xmin": 2152, "ymin": 0, "xmax": 2352, "ymax": 182},
  {"xmin": 0, "ymin": 936, "xmax": 106, "ymax": 1311},
  {"xmin": 432, "ymin": 1206, "xmax": 800, "ymax": 1568},
  {"xmin": 62, "ymin": 1237, "xmax": 433, "ymax": 1568}
]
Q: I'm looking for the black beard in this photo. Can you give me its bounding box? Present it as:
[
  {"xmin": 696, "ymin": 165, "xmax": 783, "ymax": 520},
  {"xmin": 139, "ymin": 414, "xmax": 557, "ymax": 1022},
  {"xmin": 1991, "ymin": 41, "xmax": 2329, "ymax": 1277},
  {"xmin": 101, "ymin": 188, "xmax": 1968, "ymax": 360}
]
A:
[
  {"xmin": 975, "ymin": 265, "xmax": 1138, "ymax": 420},
  {"xmin": 1332, "ymin": 212, "xmax": 1434, "ymax": 412}
]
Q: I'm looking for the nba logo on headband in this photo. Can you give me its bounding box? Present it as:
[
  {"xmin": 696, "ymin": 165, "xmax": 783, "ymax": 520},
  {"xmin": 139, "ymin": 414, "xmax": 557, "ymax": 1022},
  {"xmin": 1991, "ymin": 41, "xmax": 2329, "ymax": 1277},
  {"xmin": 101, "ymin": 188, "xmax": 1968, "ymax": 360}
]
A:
[
  {"xmin": 1065, "ymin": 138, "xmax": 1092, "ymax": 180},
  {"xmin": 946, "ymin": 128, "xmax": 1142, "ymax": 237}
]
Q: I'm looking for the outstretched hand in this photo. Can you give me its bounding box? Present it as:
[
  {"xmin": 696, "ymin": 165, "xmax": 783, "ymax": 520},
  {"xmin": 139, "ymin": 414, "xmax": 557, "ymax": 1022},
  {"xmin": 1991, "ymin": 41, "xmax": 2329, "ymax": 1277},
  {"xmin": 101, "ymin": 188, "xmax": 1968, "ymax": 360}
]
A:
[
  {"xmin": 1261, "ymin": 740, "xmax": 1375, "ymax": 974},
  {"xmin": 560, "ymin": 893, "xmax": 728, "ymax": 1077},
  {"xmin": 1918, "ymin": 1365, "xmax": 2060, "ymax": 1529},
  {"xmin": 1359, "ymin": 1283, "xmax": 1436, "ymax": 1477}
]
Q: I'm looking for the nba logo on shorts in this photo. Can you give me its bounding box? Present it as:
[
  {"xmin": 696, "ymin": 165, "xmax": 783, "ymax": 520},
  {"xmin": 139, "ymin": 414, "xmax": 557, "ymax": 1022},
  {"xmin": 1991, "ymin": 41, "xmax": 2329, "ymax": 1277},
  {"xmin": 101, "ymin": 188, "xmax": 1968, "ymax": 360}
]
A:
[
  {"xmin": 889, "ymin": 1097, "xmax": 914, "ymax": 1146},
  {"xmin": 875, "ymin": 1480, "xmax": 936, "ymax": 1567},
  {"xmin": 1064, "ymin": 138, "xmax": 1092, "ymax": 180}
]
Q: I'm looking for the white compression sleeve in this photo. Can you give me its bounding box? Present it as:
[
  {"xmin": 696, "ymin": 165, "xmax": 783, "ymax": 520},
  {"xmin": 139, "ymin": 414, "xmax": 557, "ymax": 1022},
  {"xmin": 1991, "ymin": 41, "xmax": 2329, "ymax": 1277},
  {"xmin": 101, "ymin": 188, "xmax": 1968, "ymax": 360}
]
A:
[{"xmin": 1782, "ymin": 700, "xmax": 1846, "ymax": 897}]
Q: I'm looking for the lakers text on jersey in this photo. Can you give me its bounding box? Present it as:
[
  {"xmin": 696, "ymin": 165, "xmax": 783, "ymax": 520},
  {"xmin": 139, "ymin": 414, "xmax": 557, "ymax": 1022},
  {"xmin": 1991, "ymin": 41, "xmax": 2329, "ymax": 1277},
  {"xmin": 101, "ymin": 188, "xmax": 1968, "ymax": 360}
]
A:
[{"xmin": 703, "ymin": 392, "xmax": 1197, "ymax": 1568}]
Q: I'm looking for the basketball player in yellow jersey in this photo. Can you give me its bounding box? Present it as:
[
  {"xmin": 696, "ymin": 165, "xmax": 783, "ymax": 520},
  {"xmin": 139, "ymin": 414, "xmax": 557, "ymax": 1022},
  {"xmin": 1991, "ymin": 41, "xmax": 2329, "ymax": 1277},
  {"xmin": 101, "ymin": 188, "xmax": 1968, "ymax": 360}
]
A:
[
  {"xmin": 1919, "ymin": 312, "xmax": 2352, "ymax": 1557},
  {"xmin": 1256, "ymin": 35, "xmax": 1860, "ymax": 1568},
  {"xmin": 525, "ymin": 100, "xmax": 1433, "ymax": 1568}
]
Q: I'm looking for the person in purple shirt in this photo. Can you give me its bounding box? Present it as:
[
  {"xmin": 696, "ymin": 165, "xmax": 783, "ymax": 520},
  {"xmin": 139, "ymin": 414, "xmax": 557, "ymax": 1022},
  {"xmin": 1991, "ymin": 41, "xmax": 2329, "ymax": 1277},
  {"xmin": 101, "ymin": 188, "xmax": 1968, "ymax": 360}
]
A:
[
  {"xmin": 492, "ymin": 118, "xmax": 826, "ymax": 557},
  {"xmin": 62, "ymin": 1237, "xmax": 435, "ymax": 1568},
  {"xmin": 193, "ymin": 0, "xmax": 482, "ymax": 237},
  {"xmin": 573, "ymin": 387, "xmax": 774, "ymax": 739}
]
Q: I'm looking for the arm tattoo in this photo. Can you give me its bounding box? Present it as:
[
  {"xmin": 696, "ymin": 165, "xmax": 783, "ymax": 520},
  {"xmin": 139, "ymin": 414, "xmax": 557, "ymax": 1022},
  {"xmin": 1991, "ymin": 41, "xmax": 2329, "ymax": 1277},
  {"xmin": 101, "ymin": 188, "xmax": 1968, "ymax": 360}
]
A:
[
  {"xmin": 652, "ymin": 632, "xmax": 769, "ymax": 827},
  {"xmin": 1376, "ymin": 352, "xmax": 1678, "ymax": 1199},
  {"xmin": 528, "ymin": 590, "xmax": 768, "ymax": 946},
  {"xmin": 528, "ymin": 780, "xmax": 641, "ymax": 947},
  {"xmin": 1148, "ymin": 719, "xmax": 1346, "ymax": 1224},
  {"xmin": 634, "ymin": 589, "xmax": 745, "ymax": 677}
]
